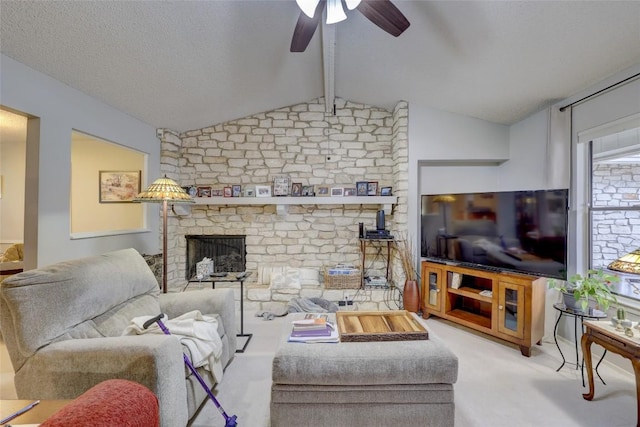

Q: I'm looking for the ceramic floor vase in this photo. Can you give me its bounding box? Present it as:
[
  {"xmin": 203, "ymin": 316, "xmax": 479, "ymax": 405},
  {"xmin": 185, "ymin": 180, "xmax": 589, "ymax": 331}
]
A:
[{"xmin": 403, "ymin": 279, "xmax": 420, "ymax": 312}]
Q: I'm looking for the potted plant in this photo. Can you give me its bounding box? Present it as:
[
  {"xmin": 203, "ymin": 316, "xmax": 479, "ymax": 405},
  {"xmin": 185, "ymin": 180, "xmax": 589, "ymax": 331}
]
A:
[
  {"xmin": 548, "ymin": 269, "xmax": 619, "ymax": 312},
  {"xmin": 395, "ymin": 233, "xmax": 420, "ymax": 312}
]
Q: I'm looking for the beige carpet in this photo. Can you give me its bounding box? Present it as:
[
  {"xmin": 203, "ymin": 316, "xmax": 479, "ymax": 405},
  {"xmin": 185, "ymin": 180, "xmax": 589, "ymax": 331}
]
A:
[
  {"xmin": 191, "ymin": 311, "xmax": 636, "ymax": 427},
  {"xmin": 2, "ymin": 311, "xmax": 636, "ymax": 427}
]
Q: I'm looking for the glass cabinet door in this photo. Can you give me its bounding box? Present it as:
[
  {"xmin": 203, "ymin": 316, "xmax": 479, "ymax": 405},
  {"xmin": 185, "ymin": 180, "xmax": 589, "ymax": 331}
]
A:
[
  {"xmin": 423, "ymin": 266, "xmax": 442, "ymax": 313},
  {"xmin": 497, "ymin": 281, "xmax": 524, "ymax": 338}
]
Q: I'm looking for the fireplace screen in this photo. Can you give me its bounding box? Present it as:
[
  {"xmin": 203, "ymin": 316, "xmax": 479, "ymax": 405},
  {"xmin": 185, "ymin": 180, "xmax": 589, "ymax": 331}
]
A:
[{"xmin": 185, "ymin": 235, "xmax": 246, "ymax": 279}]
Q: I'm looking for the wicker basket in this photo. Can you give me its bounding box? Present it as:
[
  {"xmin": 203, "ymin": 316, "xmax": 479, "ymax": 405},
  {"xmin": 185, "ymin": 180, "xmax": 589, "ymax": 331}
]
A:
[{"xmin": 324, "ymin": 268, "xmax": 361, "ymax": 289}]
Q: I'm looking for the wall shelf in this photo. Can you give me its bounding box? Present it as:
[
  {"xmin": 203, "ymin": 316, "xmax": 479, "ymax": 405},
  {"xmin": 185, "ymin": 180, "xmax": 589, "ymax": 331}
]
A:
[{"xmin": 183, "ymin": 196, "xmax": 398, "ymax": 216}]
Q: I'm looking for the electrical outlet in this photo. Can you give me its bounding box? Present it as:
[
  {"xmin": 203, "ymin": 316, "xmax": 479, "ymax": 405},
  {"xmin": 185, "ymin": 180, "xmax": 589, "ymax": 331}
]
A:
[
  {"xmin": 346, "ymin": 300, "xmax": 353, "ymax": 306},
  {"xmin": 338, "ymin": 300, "xmax": 346, "ymax": 306}
]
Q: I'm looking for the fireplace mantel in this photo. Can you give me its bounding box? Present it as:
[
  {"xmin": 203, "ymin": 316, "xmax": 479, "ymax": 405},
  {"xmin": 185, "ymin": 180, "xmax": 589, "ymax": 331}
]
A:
[{"xmin": 174, "ymin": 195, "xmax": 397, "ymax": 216}]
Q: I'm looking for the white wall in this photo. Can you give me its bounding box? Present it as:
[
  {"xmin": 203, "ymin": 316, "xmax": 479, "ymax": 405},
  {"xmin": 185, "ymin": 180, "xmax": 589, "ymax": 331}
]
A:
[
  {"xmin": 502, "ymin": 108, "xmax": 555, "ymax": 190},
  {"xmin": 408, "ymin": 104, "xmax": 510, "ymax": 247},
  {"xmin": 0, "ymin": 55, "xmax": 161, "ymax": 267}
]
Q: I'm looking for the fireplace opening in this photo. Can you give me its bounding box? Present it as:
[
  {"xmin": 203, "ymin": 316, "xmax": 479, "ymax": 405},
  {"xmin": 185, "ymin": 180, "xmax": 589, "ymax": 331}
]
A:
[{"xmin": 185, "ymin": 235, "xmax": 246, "ymax": 279}]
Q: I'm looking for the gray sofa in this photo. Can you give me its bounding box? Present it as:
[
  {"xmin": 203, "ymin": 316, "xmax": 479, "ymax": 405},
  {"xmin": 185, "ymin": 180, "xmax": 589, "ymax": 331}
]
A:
[{"xmin": 0, "ymin": 248, "xmax": 237, "ymax": 427}]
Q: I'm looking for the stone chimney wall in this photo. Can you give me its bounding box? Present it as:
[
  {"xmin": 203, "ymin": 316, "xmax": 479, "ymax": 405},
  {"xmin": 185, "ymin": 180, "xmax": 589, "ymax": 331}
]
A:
[{"xmin": 158, "ymin": 97, "xmax": 409, "ymax": 308}]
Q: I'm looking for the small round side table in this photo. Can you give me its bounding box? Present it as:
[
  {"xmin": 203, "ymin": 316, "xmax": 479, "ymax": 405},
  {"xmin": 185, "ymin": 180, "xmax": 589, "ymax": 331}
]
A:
[{"xmin": 553, "ymin": 303, "xmax": 607, "ymax": 386}]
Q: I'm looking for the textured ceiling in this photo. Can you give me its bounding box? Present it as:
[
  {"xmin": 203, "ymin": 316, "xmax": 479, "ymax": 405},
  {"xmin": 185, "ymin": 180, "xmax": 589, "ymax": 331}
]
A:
[{"xmin": 1, "ymin": 1, "xmax": 639, "ymax": 133}]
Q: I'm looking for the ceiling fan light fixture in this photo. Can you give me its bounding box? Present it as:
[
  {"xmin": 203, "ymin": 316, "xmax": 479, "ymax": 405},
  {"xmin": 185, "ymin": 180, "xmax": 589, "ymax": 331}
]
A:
[
  {"xmin": 344, "ymin": 0, "xmax": 361, "ymax": 10},
  {"xmin": 296, "ymin": 0, "xmax": 321, "ymax": 18},
  {"xmin": 326, "ymin": 0, "xmax": 347, "ymax": 24}
]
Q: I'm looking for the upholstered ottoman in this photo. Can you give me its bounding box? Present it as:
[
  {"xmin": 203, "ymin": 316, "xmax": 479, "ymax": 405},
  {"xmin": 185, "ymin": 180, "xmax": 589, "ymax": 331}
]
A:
[{"xmin": 270, "ymin": 315, "xmax": 458, "ymax": 427}]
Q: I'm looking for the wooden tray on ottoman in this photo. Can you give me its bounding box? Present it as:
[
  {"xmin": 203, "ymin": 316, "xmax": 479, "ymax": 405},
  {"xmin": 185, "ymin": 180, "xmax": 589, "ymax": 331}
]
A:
[{"xmin": 336, "ymin": 310, "xmax": 428, "ymax": 342}]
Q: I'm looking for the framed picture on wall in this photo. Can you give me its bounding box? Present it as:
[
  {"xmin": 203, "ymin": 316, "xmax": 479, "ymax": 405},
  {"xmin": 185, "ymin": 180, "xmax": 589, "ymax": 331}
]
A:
[{"xmin": 99, "ymin": 171, "xmax": 141, "ymax": 203}]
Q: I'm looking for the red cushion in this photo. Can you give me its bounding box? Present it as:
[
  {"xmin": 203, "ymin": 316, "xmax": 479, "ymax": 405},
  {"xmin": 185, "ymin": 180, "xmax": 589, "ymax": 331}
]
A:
[{"xmin": 41, "ymin": 379, "xmax": 159, "ymax": 427}]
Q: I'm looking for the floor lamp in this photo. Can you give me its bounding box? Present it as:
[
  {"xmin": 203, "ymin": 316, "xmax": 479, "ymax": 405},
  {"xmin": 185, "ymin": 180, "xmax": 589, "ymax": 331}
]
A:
[
  {"xmin": 608, "ymin": 248, "xmax": 640, "ymax": 275},
  {"xmin": 135, "ymin": 176, "xmax": 194, "ymax": 293}
]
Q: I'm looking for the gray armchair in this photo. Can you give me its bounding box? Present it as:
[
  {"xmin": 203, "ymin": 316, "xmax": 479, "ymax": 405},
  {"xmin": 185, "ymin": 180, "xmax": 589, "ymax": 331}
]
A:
[{"xmin": 0, "ymin": 248, "xmax": 236, "ymax": 427}]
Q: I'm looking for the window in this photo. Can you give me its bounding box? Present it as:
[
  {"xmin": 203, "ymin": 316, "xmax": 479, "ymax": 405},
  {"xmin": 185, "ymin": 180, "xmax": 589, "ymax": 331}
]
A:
[{"xmin": 589, "ymin": 127, "xmax": 640, "ymax": 301}]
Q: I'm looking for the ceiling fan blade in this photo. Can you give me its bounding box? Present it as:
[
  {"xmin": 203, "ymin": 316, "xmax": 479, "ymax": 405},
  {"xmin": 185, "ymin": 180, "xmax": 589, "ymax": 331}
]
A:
[
  {"xmin": 291, "ymin": 0, "xmax": 326, "ymax": 52},
  {"xmin": 357, "ymin": 0, "xmax": 410, "ymax": 37}
]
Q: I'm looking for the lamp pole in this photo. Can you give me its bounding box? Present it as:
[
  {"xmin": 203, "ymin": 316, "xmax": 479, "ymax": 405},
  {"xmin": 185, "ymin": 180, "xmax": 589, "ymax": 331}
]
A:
[
  {"xmin": 134, "ymin": 176, "xmax": 193, "ymax": 294},
  {"xmin": 161, "ymin": 199, "xmax": 168, "ymax": 294}
]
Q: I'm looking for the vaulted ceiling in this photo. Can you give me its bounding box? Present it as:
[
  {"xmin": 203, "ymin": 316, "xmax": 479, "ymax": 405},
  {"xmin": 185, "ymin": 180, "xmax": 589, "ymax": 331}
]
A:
[{"xmin": 1, "ymin": 1, "xmax": 639, "ymax": 133}]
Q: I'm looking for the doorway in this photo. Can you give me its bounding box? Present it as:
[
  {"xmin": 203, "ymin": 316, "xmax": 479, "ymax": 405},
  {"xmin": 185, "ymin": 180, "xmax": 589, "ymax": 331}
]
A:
[{"xmin": 0, "ymin": 108, "xmax": 27, "ymax": 277}]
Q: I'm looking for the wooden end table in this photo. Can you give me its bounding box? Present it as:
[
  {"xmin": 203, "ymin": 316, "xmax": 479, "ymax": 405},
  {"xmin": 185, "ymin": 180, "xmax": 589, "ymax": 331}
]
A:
[
  {"xmin": 1, "ymin": 399, "xmax": 71, "ymax": 424},
  {"xmin": 581, "ymin": 320, "xmax": 640, "ymax": 426}
]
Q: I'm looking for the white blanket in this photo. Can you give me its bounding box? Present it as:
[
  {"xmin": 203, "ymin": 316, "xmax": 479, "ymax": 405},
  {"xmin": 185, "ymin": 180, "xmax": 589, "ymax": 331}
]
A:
[{"xmin": 123, "ymin": 310, "xmax": 224, "ymax": 382}]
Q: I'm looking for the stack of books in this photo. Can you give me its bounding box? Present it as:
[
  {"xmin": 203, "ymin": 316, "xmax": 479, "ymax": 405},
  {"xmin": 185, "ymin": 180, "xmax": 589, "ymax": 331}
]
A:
[{"xmin": 288, "ymin": 314, "xmax": 339, "ymax": 343}]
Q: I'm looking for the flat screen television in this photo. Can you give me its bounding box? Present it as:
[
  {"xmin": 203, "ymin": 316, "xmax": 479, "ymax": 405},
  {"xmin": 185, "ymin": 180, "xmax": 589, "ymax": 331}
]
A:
[{"xmin": 421, "ymin": 189, "xmax": 568, "ymax": 279}]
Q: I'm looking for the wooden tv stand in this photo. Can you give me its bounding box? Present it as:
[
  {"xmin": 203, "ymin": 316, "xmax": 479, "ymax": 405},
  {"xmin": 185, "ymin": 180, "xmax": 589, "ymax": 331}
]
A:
[{"xmin": 421, "ymin": 260, "xmax": 545, "ymax": 356}]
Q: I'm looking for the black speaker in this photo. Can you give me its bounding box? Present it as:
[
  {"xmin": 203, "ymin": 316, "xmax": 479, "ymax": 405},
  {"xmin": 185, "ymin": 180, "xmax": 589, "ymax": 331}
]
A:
[
  {"xmin": 359, "ymin": 223, "xmax": 364, "ymax": 238},
  {"xmin": 376, "ymin": 210, "xmax": 385, "ymax": 231}
]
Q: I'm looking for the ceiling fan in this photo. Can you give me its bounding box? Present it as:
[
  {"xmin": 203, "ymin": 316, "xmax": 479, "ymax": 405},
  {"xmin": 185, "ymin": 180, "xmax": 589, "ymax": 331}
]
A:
[{"xmin": 291, "ymin": 0, "xmax": 410, "ymax": 52}]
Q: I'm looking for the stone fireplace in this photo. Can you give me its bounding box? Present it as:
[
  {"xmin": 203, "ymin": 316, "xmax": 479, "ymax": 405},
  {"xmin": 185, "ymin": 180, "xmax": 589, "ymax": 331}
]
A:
[
  {"xmin": 185, "ymin": 235, "xmax": 246, "ymax": 279},
  {"xmin": 160, "ymin": 97, "xmax": 410, "ymax": 311}
]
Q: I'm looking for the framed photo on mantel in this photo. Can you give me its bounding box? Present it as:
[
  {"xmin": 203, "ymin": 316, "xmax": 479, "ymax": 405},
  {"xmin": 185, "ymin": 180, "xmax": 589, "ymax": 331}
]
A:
[
  {"xmin": 291, "ymin": 183, "xmax": 302, "ymax": 197},
  {"xmin": 356, "ymin": 181, "xmax": 368, "ymax": 197},
  {"xmin": 317, "ymin": 186, "xmax": 330, "ymax": 197},
  {"xmin": 367, "ymin": 181, "xmax": 378, "ymax": 196},
  {"xmin": 256, "ymin": 185, "xmax": 271, "ymax": 197},
  {"xmin": 273, "ymin": 175, "xmax": 290, "ymax": 196},
  {"xmin": 343, "ymin": 187, "xmax": 356, "ymax": 197}
]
